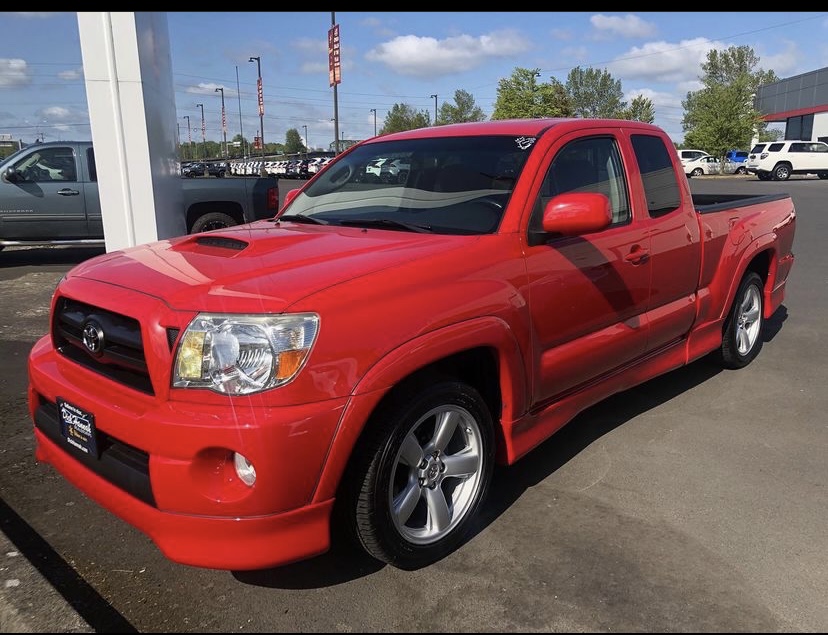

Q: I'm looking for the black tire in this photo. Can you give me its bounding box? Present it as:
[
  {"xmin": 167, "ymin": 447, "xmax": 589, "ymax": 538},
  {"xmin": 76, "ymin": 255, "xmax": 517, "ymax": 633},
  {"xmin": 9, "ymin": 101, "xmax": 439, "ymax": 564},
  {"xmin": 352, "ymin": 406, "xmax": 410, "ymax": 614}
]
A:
[
  {"xmin": 818, "ymin": 173, "xmax": 828, "ymax": 180},
  {"xmin": 342, "ymin": 377, "xmax": 495, "ymax": 570},
  {"xmin": 189, "ymin": 211, "xmax": 237, "ymax": 234},
  {"xmin": 715, "ymin": 271, "xmax": 764, "ymax": 369},
  {"xmin": 772, "ymin": 163, "xmax": 791, "ymax": 181},
  {"xmin": 736, "ymin": 166, "xmax": 747, "ymax": 175},
  {"xmin": 692, "ymin": 168, "xmax": 704, "ymax": 177},
  {"xmin": 757, "ymin": 172, "xmax": 771, "ymax": 181}
]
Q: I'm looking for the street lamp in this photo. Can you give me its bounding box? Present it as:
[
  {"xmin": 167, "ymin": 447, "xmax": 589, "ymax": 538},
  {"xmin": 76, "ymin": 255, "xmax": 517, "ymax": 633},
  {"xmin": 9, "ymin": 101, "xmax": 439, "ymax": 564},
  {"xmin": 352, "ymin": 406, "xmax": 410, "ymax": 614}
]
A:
[
  {"xmin": 302, "ymin": 124, "xmax": 308, "ymax": 153},
  {"xmin": 430, "ymin": 94, "xmax": 438, "ymax": 126},
  {"xmin": 370, "ymin": 108, "xmax": 377, "ymax": 136},
  {"xmin": 195, "ymin": 103, "xmax": 205, "ymax": 161},
  {"xmin": 182, "ymin": 115, "xmax": 191, "ymax": 160},
  {"xmin": 215, "ymin": 87, "xmax": 227, "ymax": 159},
  {"xmin": 249, "ymin": 55, "xmax": 266, "ymax": 174},
  {"xmin": 235, "ymin": 65, "xmax": 245, "ymax": 159}
]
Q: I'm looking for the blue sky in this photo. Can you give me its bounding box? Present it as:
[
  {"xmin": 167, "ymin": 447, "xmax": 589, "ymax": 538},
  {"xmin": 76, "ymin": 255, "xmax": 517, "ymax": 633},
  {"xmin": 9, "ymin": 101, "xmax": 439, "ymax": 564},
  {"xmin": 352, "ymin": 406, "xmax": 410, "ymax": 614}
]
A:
[{"xmin": 1, "ymin": 11, "xmax": 826, "ymax": 149}]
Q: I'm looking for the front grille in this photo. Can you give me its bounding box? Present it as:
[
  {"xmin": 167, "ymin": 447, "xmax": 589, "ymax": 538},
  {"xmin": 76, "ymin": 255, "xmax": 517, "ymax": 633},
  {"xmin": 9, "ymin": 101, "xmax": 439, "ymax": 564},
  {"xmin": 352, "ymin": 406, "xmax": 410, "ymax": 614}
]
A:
[
  {"xmin": 34, "ymin": 398, "xmax": 155, "ymax": 507},
  {"xmin": 53, "ymin": 297, "xmax": 154, "ymax": 395}
]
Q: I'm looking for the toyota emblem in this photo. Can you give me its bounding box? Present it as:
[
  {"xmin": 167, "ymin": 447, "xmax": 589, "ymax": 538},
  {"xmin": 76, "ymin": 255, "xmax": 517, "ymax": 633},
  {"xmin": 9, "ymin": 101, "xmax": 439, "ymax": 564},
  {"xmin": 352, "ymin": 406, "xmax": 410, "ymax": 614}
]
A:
[{"xmin": 82, "ymin": 320, "xmax": 105, "ymax": 356}]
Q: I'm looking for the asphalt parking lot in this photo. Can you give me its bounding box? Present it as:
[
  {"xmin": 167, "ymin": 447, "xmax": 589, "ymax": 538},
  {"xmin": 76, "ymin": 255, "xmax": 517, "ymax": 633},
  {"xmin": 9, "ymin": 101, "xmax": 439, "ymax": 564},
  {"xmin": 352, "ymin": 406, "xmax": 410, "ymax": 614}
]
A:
[{"xmin": 0, "ymin": 176, "xmax": 826, "ymax": 632}]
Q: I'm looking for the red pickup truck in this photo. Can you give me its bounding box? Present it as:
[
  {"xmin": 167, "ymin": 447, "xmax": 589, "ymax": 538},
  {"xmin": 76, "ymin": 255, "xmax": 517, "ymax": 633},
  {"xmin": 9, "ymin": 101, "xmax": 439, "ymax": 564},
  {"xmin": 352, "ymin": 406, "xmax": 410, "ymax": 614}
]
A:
[{"xmin": 27, "ymin": 118, "xmax": 796, "ymax": 571}]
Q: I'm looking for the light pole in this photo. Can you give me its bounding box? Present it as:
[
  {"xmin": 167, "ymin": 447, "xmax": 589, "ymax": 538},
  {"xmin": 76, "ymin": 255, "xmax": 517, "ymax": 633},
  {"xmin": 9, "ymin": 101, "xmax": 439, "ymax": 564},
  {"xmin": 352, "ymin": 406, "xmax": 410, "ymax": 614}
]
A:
[
  {"xmin": 215, "ymin": 87, "xmax": 227, "ymax": 159},
  {"xmin": 430, "ymin": 94, "xmax": 438, "ymax": 126},
  {"xmin": 249, "ymin": 55, "xmax": 266, "ymax": 174},
  {"xmin": 302, "ymin": 124, "xmax": 308, "ymax": 153},
  {"xmin": 370, "ymin": 108, "xmax": 377, "ymax": 136},
  {"xmin": 235, "ymin": 65, "xmax": 245, "ymax": 159},
  {"xmin": 195, "ymin": 103, "xmax": 205, "ymax": 161},
  {"xmin": 182, "ymin": 115, "xmax": 191, "ymax": 160}
]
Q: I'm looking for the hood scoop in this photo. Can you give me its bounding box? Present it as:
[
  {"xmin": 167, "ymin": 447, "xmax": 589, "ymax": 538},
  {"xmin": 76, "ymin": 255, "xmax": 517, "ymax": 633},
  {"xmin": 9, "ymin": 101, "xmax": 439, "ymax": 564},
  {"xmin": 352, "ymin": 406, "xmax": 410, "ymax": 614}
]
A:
[{"xmin": 191, "ymin": 235, "xmax": 249, "ymax": 251}]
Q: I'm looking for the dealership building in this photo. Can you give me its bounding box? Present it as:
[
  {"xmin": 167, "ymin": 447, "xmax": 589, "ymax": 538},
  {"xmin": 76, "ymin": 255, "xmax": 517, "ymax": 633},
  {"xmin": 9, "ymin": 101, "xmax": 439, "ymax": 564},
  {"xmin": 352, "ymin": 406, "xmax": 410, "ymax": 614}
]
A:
[{"xmin": 754, "ymin": 67, "xmax": 828, "ymax": 143}]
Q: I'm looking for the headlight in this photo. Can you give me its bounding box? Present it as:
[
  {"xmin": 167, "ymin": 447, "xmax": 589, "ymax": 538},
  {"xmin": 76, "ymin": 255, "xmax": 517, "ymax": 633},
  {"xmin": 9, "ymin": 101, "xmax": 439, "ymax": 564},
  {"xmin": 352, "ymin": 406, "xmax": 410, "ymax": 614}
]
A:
[{"xmin": 172, "ymin": 313, "xmax": 319, "ymax": 395}]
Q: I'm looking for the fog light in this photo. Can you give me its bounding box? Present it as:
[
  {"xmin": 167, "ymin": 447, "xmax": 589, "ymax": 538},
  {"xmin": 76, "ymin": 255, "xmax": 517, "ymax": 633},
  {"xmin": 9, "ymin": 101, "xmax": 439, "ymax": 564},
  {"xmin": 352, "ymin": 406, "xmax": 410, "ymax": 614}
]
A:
[{"xmin": 233, "ymin": 452, "xmax": 256, "ymax": 486}]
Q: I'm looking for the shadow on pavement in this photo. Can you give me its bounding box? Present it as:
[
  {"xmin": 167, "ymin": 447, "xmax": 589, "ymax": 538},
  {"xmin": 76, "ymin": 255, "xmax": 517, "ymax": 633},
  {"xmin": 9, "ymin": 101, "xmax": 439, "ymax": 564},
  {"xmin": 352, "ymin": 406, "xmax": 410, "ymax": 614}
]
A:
[{"xmin": 0, "ymin": 497, "xmax": 137, "ymax": 632}]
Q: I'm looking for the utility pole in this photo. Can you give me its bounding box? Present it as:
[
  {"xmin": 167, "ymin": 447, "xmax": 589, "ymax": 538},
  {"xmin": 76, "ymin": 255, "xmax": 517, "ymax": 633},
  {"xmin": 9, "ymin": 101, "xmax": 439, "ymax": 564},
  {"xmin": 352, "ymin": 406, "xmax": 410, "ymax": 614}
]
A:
[
  {"xmin": 302, "ymin": 124, "xmax": 308, "ymax": 153},
  {"xmin": 430, "ymin": 94, "xmax": 438, "ymax": 126},
  {"xmin": 249, "ymin": 55, "xmax": 266, "ymax": 174},
  {"xmin": 215, "ymin": 87, "xmax": 227, "ymax": 158},
  {"xmin": 330, "ymin": 12, "xmax": 341, "ymax": 153},
  {"xmin": 196, "ymin": 103, "xmax": 205, "ymax": 162},
  {"xmin": 235, "ymin": 65, "xmax": 245, "ymax": 160},
  {"xmin": 182, "ymin": 115, "xmax": 191, "ymax": 160},
  {"xmin": 370, "ymin": 108, "xmax": 377, "ymax": 136}
]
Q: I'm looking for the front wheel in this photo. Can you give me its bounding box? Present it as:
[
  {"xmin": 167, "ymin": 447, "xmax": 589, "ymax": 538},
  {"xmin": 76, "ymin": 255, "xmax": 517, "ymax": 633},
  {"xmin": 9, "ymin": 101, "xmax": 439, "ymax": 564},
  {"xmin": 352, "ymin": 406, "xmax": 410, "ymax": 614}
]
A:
[
  {"xmin": 692, "ymin": 168, "xmax": 704, "ymax": 177},
  {"xmin": 715, "ymin": 271, "xmax": 764, "ymax": 369},
  {"xmin": 342, "ymin": 378, "xmax": 495, "ymax": 570}
]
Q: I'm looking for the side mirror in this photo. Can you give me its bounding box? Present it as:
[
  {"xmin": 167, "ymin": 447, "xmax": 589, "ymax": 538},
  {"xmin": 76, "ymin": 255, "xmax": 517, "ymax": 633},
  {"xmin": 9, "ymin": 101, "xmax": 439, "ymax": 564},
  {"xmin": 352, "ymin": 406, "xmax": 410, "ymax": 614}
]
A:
[
  {"xmin": 529, "ymin": 192, "xmax": 612, "ymax": 245},
  {"xmin": 3, "ymin": 167, "xmax": 22, "ymax": 183},
  {"xmin": 282, "ymin": 187, "xmax": 300, "ymax": 210}
]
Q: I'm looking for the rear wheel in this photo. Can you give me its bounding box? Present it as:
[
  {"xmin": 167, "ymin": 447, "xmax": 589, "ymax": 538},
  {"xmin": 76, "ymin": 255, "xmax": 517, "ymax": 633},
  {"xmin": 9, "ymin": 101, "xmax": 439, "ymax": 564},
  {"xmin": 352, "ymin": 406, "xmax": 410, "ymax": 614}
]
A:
[
  {"xmin": 818, "ymin": 173, "xmax": 828, "ymax": 180},
  {"xmin": 715, "ymin": 271, "xmax": 764, "ymax": 369},
  {"xmin": 342, "ymin": 377, "xmax": 495, "ymax": 570},
  {"xmin": 691, "ymin": 168, "xmax": 704, "ymax": 177},
  {"xmin": 189, "ymin": 211, "xmax": 237, "ymax": 233},
  {"xmin": 757, "ymin": 172, "xmax": 771, "ymax": 181},
  {"xmin": 772, "ymin": 163, "xmax": 791, "ymax": 181}
]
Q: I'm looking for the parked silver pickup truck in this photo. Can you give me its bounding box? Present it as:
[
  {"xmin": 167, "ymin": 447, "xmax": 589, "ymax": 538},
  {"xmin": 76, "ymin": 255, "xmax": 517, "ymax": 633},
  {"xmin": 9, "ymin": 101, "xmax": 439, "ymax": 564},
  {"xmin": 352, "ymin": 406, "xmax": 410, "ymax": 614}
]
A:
[{"xmin": 0, "ymin": 141, "xmax": 280, "ymax": 250}]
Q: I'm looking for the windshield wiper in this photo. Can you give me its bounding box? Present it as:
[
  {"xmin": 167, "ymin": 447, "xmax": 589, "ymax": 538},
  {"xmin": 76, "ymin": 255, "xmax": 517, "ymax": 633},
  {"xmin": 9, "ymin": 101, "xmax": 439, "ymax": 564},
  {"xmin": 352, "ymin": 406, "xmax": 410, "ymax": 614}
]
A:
[
  {"xmin": 338, "ymin": 218, "xmax": 434, "ymax": 233},
  {"xmin": 275, "ymin": 214, "xmax": 329, "ymax": 225}
]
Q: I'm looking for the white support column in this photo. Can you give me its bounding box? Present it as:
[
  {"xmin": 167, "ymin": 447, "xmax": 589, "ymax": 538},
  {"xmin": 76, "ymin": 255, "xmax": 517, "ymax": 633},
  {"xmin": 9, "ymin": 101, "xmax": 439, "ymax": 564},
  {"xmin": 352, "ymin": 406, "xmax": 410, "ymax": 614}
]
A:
[{"xmin": 77, "ymin": 12, "xmax": 185, "ymax": 252}]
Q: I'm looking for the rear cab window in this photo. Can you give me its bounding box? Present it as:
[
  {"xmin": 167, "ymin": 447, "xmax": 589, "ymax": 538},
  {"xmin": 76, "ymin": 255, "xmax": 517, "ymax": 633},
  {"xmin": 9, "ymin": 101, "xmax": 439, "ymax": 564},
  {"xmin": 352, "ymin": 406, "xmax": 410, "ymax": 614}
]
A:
[{"xmin": 631, "ymin": 134, "xmax": 682, "ymax": 218}]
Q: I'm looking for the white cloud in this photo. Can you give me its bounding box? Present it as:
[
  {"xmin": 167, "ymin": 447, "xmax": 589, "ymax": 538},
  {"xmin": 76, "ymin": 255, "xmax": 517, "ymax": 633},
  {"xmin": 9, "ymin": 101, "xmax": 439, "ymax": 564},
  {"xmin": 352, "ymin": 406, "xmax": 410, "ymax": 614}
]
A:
[
  {"xmin": 607, "ymin": 37, "xmax": 724, "ymax": 84},
  {"xmin": 365, "ymin": 30, "xmax": 529, "ymax": 78},
  {"xmin": 40, "ymin": 106, "xmax": 72, "ymax": 121},
  {"xmin": 551, "ymin": 28, "xmax": 574, "ymax": 41},
  {"xmin": 12, "ymin": 12, "xmax": 58, "ymax": 18},
  {"xmin": 0, "ymin": 58, "xmax": 30, "ymax": 87},
  {"xmin": 590, "ymin": 14, "xmax": 657, "ymax": 39},
  {"xmin": 757, "ymin": 40, "xmax": 800, "ymax": 77},
  {"xmin": 624, "ymin": 87, "xmax": 682, "ymax": 112},
  {"xmin": 185, "ymin": 82, "xmax": 236, "ymax": 96},
  {"xmin": 58, "ymin": 67, "xmax": 83, "ymax": 81}
]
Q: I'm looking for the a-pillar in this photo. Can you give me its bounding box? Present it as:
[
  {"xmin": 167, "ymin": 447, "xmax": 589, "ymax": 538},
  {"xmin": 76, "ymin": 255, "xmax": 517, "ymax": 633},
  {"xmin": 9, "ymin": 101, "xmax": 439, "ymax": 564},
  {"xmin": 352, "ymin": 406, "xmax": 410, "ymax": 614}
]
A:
[{"xmin": 77, "ymin": 12, "xmax": 185, "ymax": 252}]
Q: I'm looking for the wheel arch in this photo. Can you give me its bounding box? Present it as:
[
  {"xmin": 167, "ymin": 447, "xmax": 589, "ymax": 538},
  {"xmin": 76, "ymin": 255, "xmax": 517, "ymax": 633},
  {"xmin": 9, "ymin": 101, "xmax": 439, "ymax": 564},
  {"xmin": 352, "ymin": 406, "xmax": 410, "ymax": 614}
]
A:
[{"xmin": 311, "ymin": 317, "xmax": 528, "ymax": 504}]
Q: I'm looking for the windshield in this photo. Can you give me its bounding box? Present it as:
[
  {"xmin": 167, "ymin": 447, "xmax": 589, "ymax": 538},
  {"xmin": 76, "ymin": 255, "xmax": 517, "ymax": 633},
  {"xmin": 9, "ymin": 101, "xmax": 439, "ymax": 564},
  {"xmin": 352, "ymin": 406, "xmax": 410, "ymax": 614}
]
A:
[{"xmin": 281, "ymin": 135, "xmax": 533, "ymax": 235}]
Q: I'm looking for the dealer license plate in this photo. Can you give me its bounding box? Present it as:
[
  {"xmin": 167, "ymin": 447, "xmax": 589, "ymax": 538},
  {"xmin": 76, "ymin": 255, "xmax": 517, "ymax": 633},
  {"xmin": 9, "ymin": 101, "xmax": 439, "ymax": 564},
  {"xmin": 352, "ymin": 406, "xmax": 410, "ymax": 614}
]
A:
[{"xmin": 57, "ymin": 397, "xmax": 98, "ymax": 457}]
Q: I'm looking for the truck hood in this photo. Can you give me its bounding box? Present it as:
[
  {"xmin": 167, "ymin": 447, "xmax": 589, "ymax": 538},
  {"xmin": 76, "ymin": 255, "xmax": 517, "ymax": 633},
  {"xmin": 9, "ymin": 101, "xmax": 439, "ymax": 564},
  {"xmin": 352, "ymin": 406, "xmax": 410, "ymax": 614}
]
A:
[{"xmin": 67, "ymin": 221, "xmax": 470, "ymax": 313}]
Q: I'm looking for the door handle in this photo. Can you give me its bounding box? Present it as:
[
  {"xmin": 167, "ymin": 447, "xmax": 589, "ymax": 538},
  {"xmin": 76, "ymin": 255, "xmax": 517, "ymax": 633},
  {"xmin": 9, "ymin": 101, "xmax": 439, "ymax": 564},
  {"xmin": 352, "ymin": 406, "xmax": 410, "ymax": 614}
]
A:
[
  {"xmin": 624, "ymin": 247, "xmax": 650, "ymax": 264},
  {"xmin": 57, "ymin": 188, "xmax": 80, "ymax": 196}
]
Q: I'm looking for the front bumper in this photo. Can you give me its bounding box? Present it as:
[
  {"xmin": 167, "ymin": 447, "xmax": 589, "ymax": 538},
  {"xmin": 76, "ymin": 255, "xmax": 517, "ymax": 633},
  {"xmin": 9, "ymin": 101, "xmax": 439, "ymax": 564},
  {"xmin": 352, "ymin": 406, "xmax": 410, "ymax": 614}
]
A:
[{"xmin": 28, "ymin": 335, "xmax": 348, "ymax": 570}]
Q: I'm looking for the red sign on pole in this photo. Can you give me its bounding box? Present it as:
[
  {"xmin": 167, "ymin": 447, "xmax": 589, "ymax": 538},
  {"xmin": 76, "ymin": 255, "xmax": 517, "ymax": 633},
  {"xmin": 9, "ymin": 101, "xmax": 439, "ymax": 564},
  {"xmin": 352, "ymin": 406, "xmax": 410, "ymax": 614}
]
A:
[
  {"xmin": 257, "ymin": 78, "xmax": 264, "ymax": 117},
  {"xmin": 328, "ymin": 24, "xmax": 341, "ymax": 87}
]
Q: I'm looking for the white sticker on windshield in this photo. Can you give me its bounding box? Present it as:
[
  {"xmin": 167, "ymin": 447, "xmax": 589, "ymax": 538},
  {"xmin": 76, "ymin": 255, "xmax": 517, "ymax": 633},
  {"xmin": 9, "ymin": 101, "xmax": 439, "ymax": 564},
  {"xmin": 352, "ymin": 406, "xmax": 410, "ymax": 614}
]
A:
[{"xmin": 515, "ymin": 136, "xmax": 536, "ymax": 150}]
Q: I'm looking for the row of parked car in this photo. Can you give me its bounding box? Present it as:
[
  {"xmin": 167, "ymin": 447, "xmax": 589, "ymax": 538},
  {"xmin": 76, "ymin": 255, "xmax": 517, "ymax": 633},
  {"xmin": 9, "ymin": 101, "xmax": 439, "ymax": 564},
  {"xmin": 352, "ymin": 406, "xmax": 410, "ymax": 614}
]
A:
[
  {"xmin": 679, "ymin": 149, "xmax": 749, "ymax": 177},
  {"xmin": 229, "ymin": 157, "xmax": 334, "ymax": 179}
]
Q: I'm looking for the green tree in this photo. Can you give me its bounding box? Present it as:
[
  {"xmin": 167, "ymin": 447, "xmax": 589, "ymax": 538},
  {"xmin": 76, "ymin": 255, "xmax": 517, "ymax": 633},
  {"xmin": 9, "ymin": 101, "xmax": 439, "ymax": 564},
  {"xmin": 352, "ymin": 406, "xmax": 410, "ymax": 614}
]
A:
[
  {"xmin": 284, "ymin": 128, "xmax": 305, "ymax": 154},
  {"xmin": 622, "ymin": 94, "xmax": 656, "ymax": 123},
  {"xmin": 380, "ymin": 103, "xmax": 431, "ymax": 134},
  {"xmin": 565, "ymin": 66, "xmax": 625, "ymax": 118},
  {"xmin": 436, "ymin": 89, "xmax": 487, "ymax": 125},
  {"xmin": 491, "ymin": 67, "xmax": 573, "ymax": 119},
  {"xmin": 681, "ymin": 45, "xmax": 780, "ymax": 159}
]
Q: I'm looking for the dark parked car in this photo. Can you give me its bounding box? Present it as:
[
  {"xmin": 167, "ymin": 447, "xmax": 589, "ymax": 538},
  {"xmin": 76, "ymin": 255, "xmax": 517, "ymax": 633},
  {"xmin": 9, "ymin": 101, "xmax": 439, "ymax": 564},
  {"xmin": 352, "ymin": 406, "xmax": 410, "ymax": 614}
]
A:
[
  {"xmin": 207, "ymin": 161, "xmax": 228, "ymax": 178},
  {"xmin": 182, "ymin": 161, "xmax": 206, "ymax": 177}
]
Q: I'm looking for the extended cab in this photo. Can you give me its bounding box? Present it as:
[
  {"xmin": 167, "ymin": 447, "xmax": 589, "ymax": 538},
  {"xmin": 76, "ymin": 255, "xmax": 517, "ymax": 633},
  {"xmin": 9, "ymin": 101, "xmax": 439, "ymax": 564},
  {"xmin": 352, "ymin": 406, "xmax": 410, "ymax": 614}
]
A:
[
  {"xmin": 0, "ymin": 141, "xmax": 279, "ymax": 250},
  {"xmin": 27, "ymin": 119, "xmax": 796, "ymax": 572}
]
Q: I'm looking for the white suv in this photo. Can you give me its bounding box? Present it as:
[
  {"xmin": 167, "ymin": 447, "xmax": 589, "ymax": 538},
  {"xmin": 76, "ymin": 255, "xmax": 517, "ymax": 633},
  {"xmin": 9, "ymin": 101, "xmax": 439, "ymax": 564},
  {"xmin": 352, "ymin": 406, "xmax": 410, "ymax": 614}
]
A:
[{"xmin": 746, "ymin": 140, "xmax": 828, "ymax": 180}]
